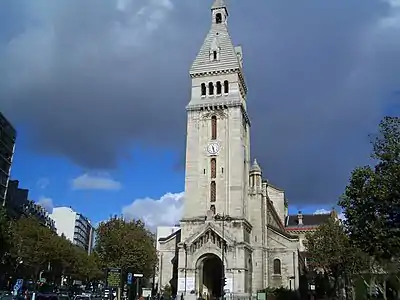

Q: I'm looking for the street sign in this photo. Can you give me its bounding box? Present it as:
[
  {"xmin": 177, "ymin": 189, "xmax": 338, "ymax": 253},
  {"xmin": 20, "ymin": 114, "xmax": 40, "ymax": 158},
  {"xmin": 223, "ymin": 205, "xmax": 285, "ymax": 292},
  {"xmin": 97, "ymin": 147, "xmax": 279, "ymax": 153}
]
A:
[
  {"xmin": 106, "ymin": 267, "xmax": 122, "ymax": 288},
  {"xmin": 133, "ymin": 273, "xmax": 143, "ymax": 277},
  {"xmin": 127, "ymin": 272, "xmax": 133, "ymax": 285},
  {"xmin": 13, "ymin": 279, "xmax": 24, "ymax": 293}
]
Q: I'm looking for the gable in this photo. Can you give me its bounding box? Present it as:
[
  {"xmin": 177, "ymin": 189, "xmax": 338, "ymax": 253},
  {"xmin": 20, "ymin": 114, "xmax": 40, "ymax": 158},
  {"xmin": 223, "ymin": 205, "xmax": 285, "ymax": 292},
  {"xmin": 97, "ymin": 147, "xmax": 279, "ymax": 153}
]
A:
[
  {"xmin": 185, "ymin": 222, "xmax": 235, "ymax": 246},
  {"xmin": 267, "ymin": 225, "xmax": 298, "ymax": 250},
  {"xmin": 267, "ymin": 200, "xmax": 285, "ymax": 230}
]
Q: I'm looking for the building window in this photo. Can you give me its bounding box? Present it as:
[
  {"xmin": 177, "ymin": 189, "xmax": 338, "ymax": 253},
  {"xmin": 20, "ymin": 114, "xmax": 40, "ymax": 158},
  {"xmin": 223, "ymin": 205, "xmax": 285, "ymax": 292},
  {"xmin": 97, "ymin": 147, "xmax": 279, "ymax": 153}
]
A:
[
  {"xmin": 216, "ymin": 81, "xmax": 222, "ymax": 94},
  {"xmin": 211, "ymin": 158, "xmax": 216, "ymax": 179},
  {"xmin": 210, "ymin": 181, "xmax": 216, "ymax": 202},
  {"xmin": 209, "ymin": 82, "xmax": 214, "ymax": 95},
  {"xmin": 224, "ymin": 80, "xmax": 229, "ymax": 94},
  {"xmin": 273, "ymin": 259, "xmax": 281, "ymax": 275},
  {"xmin": 201, "ymin": 83, "xmax": 206, "ymax": 96},
  {"xmin": 210, "ymin": 205, "xmax": 216, "ymax": 215},
  {"xmin": 211, "ymin": 116, "xmax": 217, "ymax": 140},
  {"xmin": 216, "ymin": 13, "xmax": 222, "ymax": 24},
  {"xmin": 213, "ymin": 50, "xmax": 218, "ymax": 60}
]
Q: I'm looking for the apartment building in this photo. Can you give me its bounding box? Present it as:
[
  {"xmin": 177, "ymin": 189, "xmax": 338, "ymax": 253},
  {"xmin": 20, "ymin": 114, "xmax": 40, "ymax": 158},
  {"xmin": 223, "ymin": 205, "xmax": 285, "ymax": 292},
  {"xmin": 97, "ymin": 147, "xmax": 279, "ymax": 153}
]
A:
[{"xmin": 50, "ymin": 206, "xmax": 94, "ymax": 254}]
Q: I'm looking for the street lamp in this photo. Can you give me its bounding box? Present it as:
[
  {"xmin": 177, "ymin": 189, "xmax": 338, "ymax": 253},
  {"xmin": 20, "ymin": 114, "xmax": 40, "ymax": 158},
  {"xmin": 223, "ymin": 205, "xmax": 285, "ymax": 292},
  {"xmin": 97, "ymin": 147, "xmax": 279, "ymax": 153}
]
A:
[
  {"xmin": 183, "ymin": 243, "xmax": 188, "ymax": 296},
  {"xmin": 214, "ymin": 213, "xmax": 232, "ymax": 299}
]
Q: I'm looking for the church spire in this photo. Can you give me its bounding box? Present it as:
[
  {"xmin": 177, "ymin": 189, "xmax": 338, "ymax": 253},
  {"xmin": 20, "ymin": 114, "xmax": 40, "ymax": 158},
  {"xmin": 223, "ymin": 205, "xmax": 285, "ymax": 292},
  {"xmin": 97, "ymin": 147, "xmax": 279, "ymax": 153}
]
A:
[
  {"xmin": 211, "ymin": 0, "xmax": 227, "ymax": 11},
  {"xmin": 190, "ymin": 0, "xmax": 241, "ymax": 76}
]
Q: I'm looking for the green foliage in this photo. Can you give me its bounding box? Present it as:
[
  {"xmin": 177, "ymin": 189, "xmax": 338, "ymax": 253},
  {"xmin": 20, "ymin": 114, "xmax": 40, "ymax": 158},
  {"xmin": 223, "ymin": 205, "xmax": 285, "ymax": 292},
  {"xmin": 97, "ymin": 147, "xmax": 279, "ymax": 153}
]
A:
[
  {"xmin": 162, "ymin": 284, "xmax": 173, "ymax": 299},
  {"xmin": 3, "ymin": 215, "xmax": 102, "ymax": 282},
  {"xmin": 11, "ymin": 216, "xmax": 55, "ymax": 276},
  {"xmin": 95, "ymin": 216, "xmax": 157, "ymax": 279},
  {"xmin": 0, "ymin": 205, "xmax": 11, "ymax": 262},
  {"xmin": 339, "ymin": 116, "xmax": 400, "ymax": 262},
  {"xmin": 261, "ymin": 287, "xmax": 299, "ymax": 300},
  {"xmin": 305, "ymin": 217, "xmax": 368, "ymax": 297}
]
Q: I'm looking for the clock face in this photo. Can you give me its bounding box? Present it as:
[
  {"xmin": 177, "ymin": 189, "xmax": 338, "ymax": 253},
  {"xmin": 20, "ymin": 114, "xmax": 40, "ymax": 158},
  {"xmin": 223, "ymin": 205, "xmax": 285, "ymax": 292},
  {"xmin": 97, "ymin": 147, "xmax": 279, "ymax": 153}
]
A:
[{"xmin": 207, "ymin": 142, "xmax": 220, "ymax": 155}]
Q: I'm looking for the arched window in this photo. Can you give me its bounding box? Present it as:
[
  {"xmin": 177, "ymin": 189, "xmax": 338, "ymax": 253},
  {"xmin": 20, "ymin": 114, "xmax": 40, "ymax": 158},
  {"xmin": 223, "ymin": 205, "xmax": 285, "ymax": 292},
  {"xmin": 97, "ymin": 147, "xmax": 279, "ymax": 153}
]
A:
[
  {"xmin": 216, "ymin": 13, "xmax": 222, "ymax": 24},
  {"xmin": 211, "ymin": 158, "xmax": 216, "ymax": 179},
  {"xmin": 213, "ymin": 50, "xmax": 218, "ymax": 61},
  {"xmin": 210, "ymin": 181, "xmax": 216, "ymax": 202},
  {"xmin": 201, "ymin": 83, "xmax": 206, "ymax": 96},
  {"xmin": 210, "ymin": 205, "xmax": 216, "ymax": 215},
  {"xmin": 211, "ymin": 116, "xmax": 217, "ymax": 140},
  {"xmin": 216, "ymin": 81, "xmax": 222, "ymax": 94},
  {"xmin": 208, "ymin": 82, "xmax": 214, "ymax": 95},
  {"xmin": 273, "ymin": 259, "xmax": 281, "ymax": 275},
  {"xmin": 224, "ymin": 80, "xmax": 229, "ymax": 94}
]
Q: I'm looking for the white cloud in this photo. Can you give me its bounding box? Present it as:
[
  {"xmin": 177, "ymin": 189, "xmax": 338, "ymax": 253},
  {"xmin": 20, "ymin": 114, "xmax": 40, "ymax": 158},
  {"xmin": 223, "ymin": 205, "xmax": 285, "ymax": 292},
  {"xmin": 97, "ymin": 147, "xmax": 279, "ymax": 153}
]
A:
[
  {"xmin": 313, "ymin": 209, "xmax": 331, "ymax": 215},
  {"xmin": 71, "ymin": 173, "xmax": 122, "ymax": 191},
  {"xmin": 122, "ymin": 192, "xmax": 184, "ymax": 230},
  {"xmin": 314, "ymin": 208, "xmax": 345, "ymax": 220},
  {"xmin": 38, "ymin": 196, "xmax": 54, "ymax": 213},
  {"xmin": 36, "ymin": 178, "xmax": 50, "ymax": 189}
]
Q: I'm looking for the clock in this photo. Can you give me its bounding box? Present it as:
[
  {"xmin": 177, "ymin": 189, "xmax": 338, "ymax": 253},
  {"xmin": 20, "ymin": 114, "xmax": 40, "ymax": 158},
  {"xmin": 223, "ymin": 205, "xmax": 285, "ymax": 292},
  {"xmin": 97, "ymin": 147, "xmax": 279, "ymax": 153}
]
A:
[{"xmin": 207, "ymin": 142, "xmax": 220, "ymax": 155}]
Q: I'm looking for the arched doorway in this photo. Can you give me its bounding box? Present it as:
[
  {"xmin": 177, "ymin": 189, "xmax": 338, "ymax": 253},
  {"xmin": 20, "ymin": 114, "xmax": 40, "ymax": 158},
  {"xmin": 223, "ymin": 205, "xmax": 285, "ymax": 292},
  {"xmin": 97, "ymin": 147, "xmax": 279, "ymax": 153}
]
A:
[{"xmin": 196, "ymin": 253, "xmax": 223, "ymax": 299}]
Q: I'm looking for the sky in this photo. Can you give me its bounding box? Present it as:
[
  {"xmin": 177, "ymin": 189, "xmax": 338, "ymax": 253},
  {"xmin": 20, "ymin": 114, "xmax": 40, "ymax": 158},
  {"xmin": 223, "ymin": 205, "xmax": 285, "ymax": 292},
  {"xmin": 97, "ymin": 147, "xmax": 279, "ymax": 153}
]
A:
[{"xmin": 0, "ymin": 0, "xmax": 399, "ymax": 229}]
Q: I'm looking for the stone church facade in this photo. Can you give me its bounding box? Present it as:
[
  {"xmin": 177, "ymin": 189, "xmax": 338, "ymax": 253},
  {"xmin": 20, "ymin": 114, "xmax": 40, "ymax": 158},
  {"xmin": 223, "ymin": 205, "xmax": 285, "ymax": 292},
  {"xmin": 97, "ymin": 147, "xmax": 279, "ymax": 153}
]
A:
[{"xmin": 156, "ymin": 0, "xmax": 331, "ymax": 298}]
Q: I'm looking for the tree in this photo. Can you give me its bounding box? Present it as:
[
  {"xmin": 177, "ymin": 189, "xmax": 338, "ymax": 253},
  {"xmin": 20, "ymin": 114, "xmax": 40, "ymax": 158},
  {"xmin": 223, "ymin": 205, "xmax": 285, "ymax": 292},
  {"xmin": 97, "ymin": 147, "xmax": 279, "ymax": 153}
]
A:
[
  {"xmin": 305, "ymin": 217, "xmax": 367, "ymax": 298},
  {"xmin": 95, "ymin": 216, "xmax": 157, "ymax": 279},
  {"xmin": 0, "ymin": 205, "xmax": 11, "ymax": 262},
  {"xmin": 10, "ymin": 216, "xmax": 55, "ymax": 279},
  {"xmin": 339, "ymin": 116, "xmax": 400, "ymax": 263}
]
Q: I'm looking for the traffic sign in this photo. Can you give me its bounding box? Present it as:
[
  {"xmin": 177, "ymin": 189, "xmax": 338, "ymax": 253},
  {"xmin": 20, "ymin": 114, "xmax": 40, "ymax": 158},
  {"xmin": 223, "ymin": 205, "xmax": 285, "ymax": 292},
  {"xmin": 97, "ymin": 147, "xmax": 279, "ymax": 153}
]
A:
[{"xmin": 127, "ymin": 272, "xmax": 133, "ymax": 285}]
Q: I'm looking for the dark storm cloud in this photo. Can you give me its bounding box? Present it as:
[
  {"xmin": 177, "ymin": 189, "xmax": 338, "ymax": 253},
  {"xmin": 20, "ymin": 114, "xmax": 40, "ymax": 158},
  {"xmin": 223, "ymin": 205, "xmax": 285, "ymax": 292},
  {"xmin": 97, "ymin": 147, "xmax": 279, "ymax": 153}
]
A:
[{"xmin": 0, "ymin": 0, "xmax": 399, "ymax": 204}]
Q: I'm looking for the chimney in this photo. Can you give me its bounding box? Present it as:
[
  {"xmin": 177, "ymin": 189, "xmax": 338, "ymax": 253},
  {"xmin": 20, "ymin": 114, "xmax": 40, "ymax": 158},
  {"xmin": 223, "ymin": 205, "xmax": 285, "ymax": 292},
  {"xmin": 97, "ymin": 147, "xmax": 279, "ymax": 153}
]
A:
[{"xmin": 297, "ymin": 211, "xmax": 303, "ymax": 226}]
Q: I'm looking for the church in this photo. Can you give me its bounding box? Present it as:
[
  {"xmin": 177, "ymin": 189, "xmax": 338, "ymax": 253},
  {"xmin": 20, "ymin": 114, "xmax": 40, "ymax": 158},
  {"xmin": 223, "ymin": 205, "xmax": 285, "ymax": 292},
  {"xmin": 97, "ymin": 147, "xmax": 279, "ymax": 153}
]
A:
[{"xmin": 156, "ymin": 0, "xmax": 332, "ymax": 298}]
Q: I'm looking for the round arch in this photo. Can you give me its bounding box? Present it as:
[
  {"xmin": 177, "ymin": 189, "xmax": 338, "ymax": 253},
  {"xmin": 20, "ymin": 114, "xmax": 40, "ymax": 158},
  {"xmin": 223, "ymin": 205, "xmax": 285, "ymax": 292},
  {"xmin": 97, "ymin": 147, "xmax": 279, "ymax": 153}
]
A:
[
  {"xmin": 190, "ymin": 245, "xmax": 228, "ymax": 270},
  {"xmin": 195, "ymin": 253, "xmax": 224, "ymax": 299}
]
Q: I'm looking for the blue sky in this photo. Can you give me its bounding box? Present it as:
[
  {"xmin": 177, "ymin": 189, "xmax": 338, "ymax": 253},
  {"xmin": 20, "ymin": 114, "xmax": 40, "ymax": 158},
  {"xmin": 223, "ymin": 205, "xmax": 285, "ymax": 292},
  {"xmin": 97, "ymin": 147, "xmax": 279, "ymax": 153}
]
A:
[
  {"xmin": 11, "ymin": 128, "xmax": 333, "ymax": 226},
  {"xmin": 1, "ymin": 0, "xmax": 399, "ymax": 227}
]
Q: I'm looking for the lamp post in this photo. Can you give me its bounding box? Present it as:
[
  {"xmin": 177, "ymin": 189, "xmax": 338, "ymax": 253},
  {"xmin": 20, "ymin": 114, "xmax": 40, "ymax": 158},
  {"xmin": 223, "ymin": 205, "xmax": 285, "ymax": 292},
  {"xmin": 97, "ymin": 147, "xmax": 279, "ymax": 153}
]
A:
[
  {"xmin": 183, "ymin": 243, "xmax": 188, "ymax": 296},
  {"xmin": 215, "ymin": 213, "xmax": 232, "ymax": 299}
]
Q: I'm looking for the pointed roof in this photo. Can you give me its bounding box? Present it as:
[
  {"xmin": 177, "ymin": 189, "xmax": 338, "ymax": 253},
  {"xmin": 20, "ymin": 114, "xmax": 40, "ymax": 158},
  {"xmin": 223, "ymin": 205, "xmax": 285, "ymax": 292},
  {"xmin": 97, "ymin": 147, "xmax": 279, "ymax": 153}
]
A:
[
  {"xmin": 190, "ymin": 2, "xmax": 240, "ymax": 75},
  {"xmin": 250, "ymin": 158, "xmax": 261, "ymax": 173},
  {"xmin": 212, "ymin": 0, "xmax": 227, "ymax": 10},
  {"xmin": 190, "ymin": 25, "xmax": 240, "ymax": 75}
]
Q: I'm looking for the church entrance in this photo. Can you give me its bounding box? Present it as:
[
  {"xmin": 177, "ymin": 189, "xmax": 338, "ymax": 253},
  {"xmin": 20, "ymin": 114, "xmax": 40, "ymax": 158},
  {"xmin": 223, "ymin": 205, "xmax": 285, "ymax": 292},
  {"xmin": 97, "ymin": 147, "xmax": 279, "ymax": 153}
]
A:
[{"xmin": 196, "ymin": 254, "xmax": 223, "ymax": 300}]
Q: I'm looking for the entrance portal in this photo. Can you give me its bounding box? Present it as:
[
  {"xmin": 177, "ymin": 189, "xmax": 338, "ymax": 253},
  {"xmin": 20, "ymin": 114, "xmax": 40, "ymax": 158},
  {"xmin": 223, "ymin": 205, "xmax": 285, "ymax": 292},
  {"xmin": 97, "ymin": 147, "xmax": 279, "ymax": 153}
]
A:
[{"xmin": 197, "ymin": 254, "xmax": 223, "ymax": 299}]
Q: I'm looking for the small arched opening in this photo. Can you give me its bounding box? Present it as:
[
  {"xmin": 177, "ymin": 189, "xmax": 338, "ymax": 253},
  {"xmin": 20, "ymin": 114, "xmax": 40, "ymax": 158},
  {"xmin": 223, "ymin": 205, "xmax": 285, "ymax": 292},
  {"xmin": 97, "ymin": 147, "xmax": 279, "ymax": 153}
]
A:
[
  {"xmin": 213, "ymin": 50, "xmax": 218, "ymax": 61},
  {"xmin": 201, "ymin": 83, "xmax": 206, "ymax": 96},
  {"xmin": 216, "ymin": 81, "xmax": 222, "ymax": 95},
  {"xmin": 273, "ymin": 258, "xmax": 281, "ymax": 275},
  {"xmin": 210, "ymin": 205, "xmax": 216, "ymax": 215},
  {"xmin": 208, "ymin": 82, "xmax": 214, "ymax": 95},
  {"xmin": 223, "ymin": 80, "xmax": 229, "ymax": 94},
  {"xmin": 211, "ymin": 116, "xmax": 217, "ymax": 139},
  {"xmin": 210, "ymin": 181, "xmax": 216, "ymax": 202},
  {"xmin": 216, "ymin": 13, "xmax": 222, "ymax": 24}
]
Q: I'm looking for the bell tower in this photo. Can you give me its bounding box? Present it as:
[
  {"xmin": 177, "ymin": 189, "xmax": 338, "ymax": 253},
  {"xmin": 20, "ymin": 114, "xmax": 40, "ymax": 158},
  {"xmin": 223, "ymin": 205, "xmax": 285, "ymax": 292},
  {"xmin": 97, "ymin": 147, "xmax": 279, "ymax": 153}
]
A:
[{"xmin": 182, "ymin": 0, "xmax": 250, "ymax": 221}]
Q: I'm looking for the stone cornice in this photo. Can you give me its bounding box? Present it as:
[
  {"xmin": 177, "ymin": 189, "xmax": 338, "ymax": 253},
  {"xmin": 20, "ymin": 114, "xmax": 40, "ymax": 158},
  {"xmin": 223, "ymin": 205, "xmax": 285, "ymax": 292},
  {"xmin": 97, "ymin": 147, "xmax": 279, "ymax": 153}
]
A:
[
  {"xmin": 186, "ymin": 100, "xmax": 251, "ymax": 126},
  {"xmin": 180, "ymin": 216, "xmax": 206, "ymax": 223}
]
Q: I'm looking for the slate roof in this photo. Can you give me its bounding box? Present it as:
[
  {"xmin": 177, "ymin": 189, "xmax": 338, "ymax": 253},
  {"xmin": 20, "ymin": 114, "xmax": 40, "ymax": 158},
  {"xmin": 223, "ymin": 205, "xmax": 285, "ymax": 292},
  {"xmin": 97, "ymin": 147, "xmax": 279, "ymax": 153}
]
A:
[
  {"xmin": 190, "ymin": 14, "xmax": 241, "ymax": 75},
  {"xmin": 285, "ymin": 213, "xmax": 331, "ymax": 230}
]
